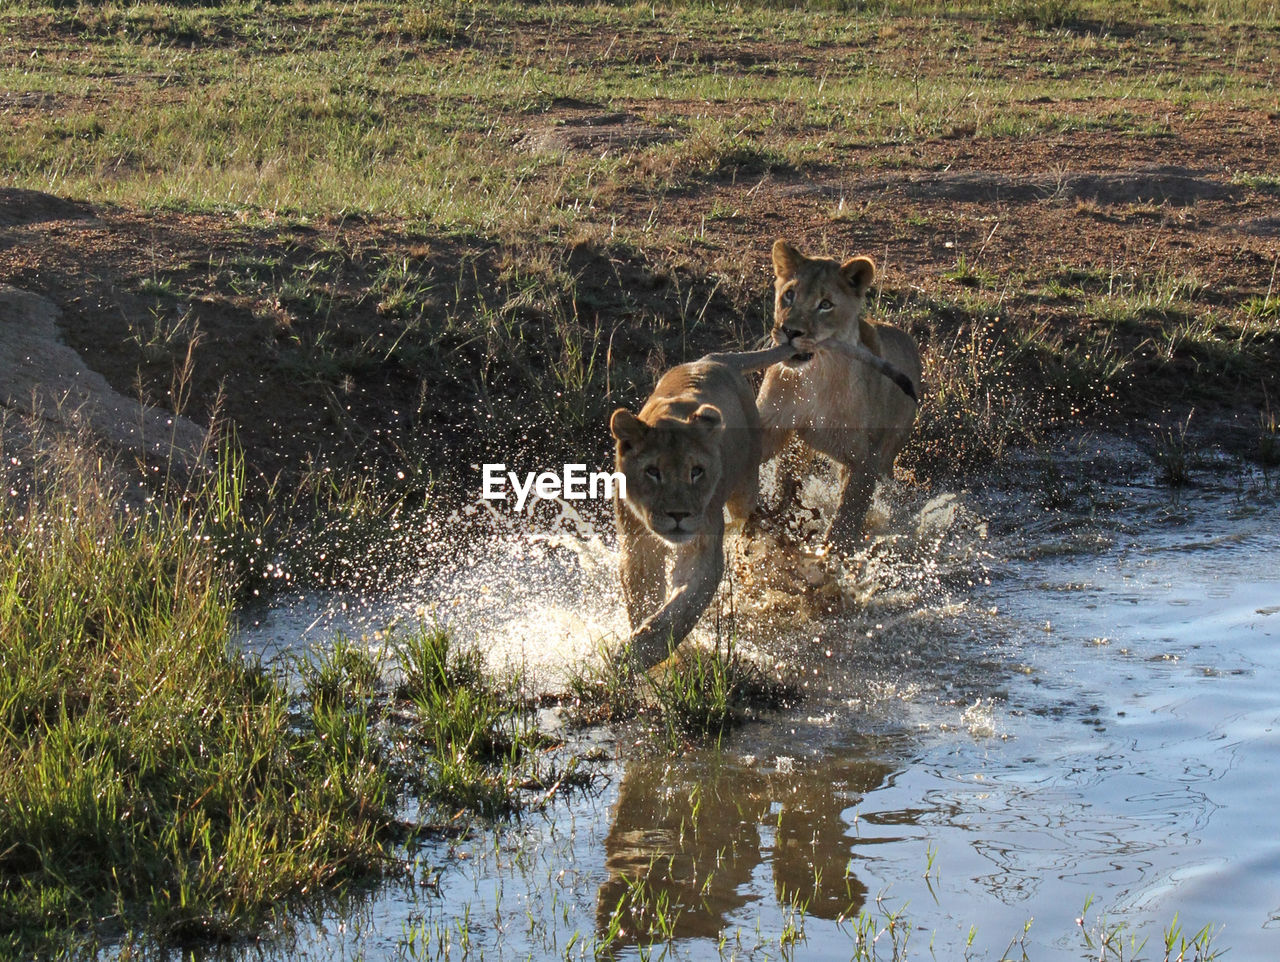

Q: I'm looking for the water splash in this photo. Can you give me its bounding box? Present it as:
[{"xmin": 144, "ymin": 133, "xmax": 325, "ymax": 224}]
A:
[
  {"xmin": 239, "ymin": 464, "xmax": 992, "ymax": 705},
  {"xmin": 402, "ymin": 496, "xmax": 628, "ymax": 688},
  {"xmin": 239, "ymin": 494, "xmax": 628, "ymax": 690}
]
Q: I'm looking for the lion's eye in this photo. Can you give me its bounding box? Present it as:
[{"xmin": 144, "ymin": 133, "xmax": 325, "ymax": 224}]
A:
[
  {"xmin": 781, "ymin": 288, "xmax": 795, "ymax": 305},
  {"xmin": 645, "ymin": 466, "xmax": 661, "ymax": 481},
  {"xmin": 691, "ymin": 466, "xmax": 704, "ymax": 481},
  {"xmin": 818, "ymin": 298, "xmax": 834, "ymax": 311}
]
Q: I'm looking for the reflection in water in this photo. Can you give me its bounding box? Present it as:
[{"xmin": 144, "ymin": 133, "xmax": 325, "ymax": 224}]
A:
[{"xmin": 597, "ymin": 747, "xmax": 896, "ymax": 944}]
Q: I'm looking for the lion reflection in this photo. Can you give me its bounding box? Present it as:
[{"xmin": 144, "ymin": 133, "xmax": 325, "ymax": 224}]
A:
[{"xmin": 596, "ymin": 749, "xmax": 897, "ymax": 944}]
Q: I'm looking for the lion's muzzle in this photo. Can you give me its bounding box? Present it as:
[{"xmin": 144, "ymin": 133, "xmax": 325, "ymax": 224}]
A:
[{"xmin": 773, "ymin": 327, "xmax": 814, "ymax": 366}]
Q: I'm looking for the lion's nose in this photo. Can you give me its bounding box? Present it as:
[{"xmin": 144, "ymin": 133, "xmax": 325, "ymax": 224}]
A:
[
  {"xmin": 781, "ymin": 326, "xmax": 804, "ymax": 341},
  {"xmin": 668, "ymin": 511, "xmax": 691, "ymax": 524}
]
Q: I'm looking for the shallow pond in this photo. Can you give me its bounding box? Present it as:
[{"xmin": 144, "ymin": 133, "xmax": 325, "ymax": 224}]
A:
[{"xmin": 238, "ymin": 444, "xmax": 1279, "ymax": 961}]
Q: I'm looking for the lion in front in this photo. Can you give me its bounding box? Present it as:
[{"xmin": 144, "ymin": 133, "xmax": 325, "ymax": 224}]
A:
[
  {"xmin": 611, "ymin": 345, "xmax": 795, "ymax": 670},
  {"xmin": 757, "ymin": 240, "xmax": 923, "ymax": 551}
]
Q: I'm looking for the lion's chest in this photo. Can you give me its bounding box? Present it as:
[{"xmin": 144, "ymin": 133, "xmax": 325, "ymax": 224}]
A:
[
  {"xmin": 760, "ymin": 352, "xmax": 917, "ymax": 465},
  {"xmin": 762, "ymin": 356, "xmax": 871, "ymax": 427}
]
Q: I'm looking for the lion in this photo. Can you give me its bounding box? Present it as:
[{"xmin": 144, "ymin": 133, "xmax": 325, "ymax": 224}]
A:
[
  {"xmin": 756, "ymin": 240, "xmax": 922, "ymax": 551},
  {"xmin": 610, "ymin": 342, "xmax": 800, "ymax": 670}
]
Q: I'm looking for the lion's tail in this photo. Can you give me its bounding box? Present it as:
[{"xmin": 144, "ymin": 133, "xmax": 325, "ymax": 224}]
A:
[
  {"xmin": 700, "ymin": 342, "xmax": 918, "ymax": 404},
  {"xmin": 832, "ymin": 339, "xmax": 920, "ymax": 404},
  {"xmin": 698, "ymin": 343, "xmax": 797, "ymax": 373}
]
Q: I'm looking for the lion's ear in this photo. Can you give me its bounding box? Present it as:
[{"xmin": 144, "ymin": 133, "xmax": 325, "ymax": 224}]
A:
[
  {"xmin": 610, "ymin": 408, "xmax": 646, "ymax": 448},
  {"xmin": 840, "ymin": 255, "xmax": 876, "ymax": 296},
  {"xmin": 772, "ymin": 240, "xmax": 802, "ymax": 279},
  {"xmin": 689, "ymin": 404, "xmax": 724, "ymax": 434}
]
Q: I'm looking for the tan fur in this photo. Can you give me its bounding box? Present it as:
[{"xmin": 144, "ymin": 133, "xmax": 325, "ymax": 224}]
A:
[
  {"xmin": 757, "ymin": 240, "xmax": 923, "ymax": 549},
  {"xmin": 610, "ymin": 357, "xmax": 769, "ymax": 670}
]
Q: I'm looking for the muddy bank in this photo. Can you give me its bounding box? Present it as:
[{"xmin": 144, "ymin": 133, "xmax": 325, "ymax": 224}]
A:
[{"xmin": 1, "ymin": 172, "xmax": 1277, "ymax": 505}]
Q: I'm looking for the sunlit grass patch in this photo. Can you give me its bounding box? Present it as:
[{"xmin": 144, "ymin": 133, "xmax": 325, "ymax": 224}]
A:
[
  {"xmin": 6, "ymin": 0, "xmax": 1274, "ymax": 231},
  {"xmin": 942, "ymin": 252, "xmax": 1000, "ymax": 290},
  {"xmin": 1242, "ymin": 293, "xmax": 1280, "ymax": 322},
  {"xmin": 1152, "ymin": 314, "xmax": 1258, "ymax": 375},
  {"xmin": 392, "ymin": 623, "xmax": 580, "ymax": 816},
  {"xmin": 1081, "ymin": 266, "xmax": 1208, "ymax": 328},
  {"xmin": 648, "ymin": 635, "xmax": 789, "ymax": 749},
  {"xmin": 1230, "ymin": 170, "xmax": 1280, "ymax": 195},
  {"xmin": 302, "ymin": 632, "xmax": 384, "ymax": 709},
  {"xmin": 0, "ymin": 432, "xmax": 396, "ymax": 955}
]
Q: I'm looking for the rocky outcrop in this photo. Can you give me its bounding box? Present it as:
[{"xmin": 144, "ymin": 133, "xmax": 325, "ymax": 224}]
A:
[{"xmin": 0, "ymin": 284, "xmax": 207, "ymax": 469}]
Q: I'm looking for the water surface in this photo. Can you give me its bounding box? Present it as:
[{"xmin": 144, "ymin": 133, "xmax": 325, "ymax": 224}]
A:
[{"xmin": 238, "ymin": 454, "xmax": 1280, "ymax": 960}]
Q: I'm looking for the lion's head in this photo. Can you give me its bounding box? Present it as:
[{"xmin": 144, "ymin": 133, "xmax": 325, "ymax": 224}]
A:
[
  {"xmin": 769, "ymin": 240, "xmax": 876, "ymax": 368},
  {"xmin": 610, "ymin": 404, "xmax": 724, "ymax": 544}
]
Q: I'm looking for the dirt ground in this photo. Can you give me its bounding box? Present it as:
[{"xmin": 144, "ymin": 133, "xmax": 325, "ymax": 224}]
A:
[{"xmin": 3, "ymin": 95, "xmax": 1279, "ymax": 492}]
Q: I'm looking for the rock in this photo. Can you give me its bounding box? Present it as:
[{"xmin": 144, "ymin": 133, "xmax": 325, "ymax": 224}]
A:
[{"xmin": 0, "ymin": 285, "xmax": 208, "ymax": 469}]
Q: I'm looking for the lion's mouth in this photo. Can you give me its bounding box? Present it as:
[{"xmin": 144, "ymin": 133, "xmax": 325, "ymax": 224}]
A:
[
  {"xmin": 659, "ymin": 526, "xmax": 697, "ymax": 545},
  {"xmin": 774, "ymin": 333, "xmax": 815, "ymax": 366},
  {"xmin": 647, "ymin": 511, "xmax": 699, "ymax": 542}
]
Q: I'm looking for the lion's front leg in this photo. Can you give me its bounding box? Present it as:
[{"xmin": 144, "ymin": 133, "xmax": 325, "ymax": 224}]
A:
[
  {"xmin": 758, "ymin": 422, "xmax": 794, "ymax": 467},
  {"xmin": 627, "ymin": 523, "xmax": 725, "ymax": 672},
  {"xmin": 757, "ymin": 369, "xmax": 797, "ymax": 468},
  {"xmin": 617, "ymin": 498, "xmax": 668, "ymax": 631},
  {"xmin": 724, "ymin": 468, "xmax": 759, "ymax": 526}
]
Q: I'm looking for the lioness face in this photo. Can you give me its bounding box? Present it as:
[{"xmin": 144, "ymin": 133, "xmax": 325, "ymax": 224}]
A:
[
  {"xmin": 769, "ymin": 240, "xmax": 874, "ymax": 369},
  {"xmin": 610, "ymin": 406, "xmax": 724, "ymax": 545}
]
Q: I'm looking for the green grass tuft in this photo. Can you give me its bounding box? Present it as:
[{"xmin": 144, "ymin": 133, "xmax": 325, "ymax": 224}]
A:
[
  {"xmin": 0, "ymin": 433, "xmax": 396, "ymax": 955},
  {"xmin": 564, "ymin": 640, "xmax": 647, "ymax": 725},
  {"xmin": 1152, "ymin": 412, "xmax": 1196, "ymax": 487},
  {"xmin": 650, "ymin": 637, "xmax": 785, "ymax": 749},
  {"xmin": 393, "ymin": 624, "xmax": 559, "ymax": 816},
  {"xmin": 302, "ymin": 633, "xmax": 384, "ymax": 710}
]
